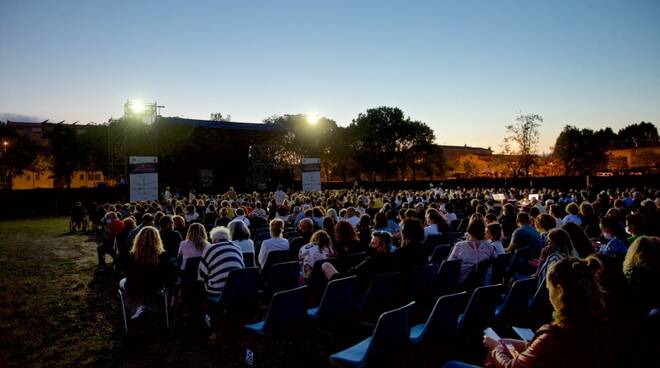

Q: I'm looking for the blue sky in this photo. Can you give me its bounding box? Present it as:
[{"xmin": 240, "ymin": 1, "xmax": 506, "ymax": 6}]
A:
[{"xmin": 1, "ymin": 0, "xmax": 659, "ymax": 152}]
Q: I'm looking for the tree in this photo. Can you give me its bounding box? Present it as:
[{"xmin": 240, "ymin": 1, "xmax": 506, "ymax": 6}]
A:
[
  {"xmin": 350, "ymin": 106, "xmax": 435, "ymax": 181},
  {"xmin": 503, "ymin": 114, "xmax": 542, "ymax": 177},
  {"xmin": 616, "ymin": 122, "xmax": 659, "ymax": 148},
  {"xmin": 43, "ymin": 124, "xmax": 85, "ymax": 188},
  {"xmin": 553, "ymin": 125, "xmax": 607, "ymax": 175},
  {"xmin": 0, "ymin": 124, "xmax": 39, "ymax": 190}
]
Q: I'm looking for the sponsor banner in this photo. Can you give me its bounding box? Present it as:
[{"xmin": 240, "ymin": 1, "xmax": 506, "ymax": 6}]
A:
[
  {"xmin": 129, "ymin": 156, "xmax": 158, "ymax": 201},
  {"xmin": 301, "ymin": 157, "xmax": 321, "ymax": 192}
]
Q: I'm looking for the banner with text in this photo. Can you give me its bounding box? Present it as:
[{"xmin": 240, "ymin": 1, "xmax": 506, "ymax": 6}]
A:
[
  {"xmin": 301, "ymin": 157, "xmax": 321, "ymax": 192},
  {"xmin": 129, "ymin": 156, "xmax": 158, "ymax": 201}
]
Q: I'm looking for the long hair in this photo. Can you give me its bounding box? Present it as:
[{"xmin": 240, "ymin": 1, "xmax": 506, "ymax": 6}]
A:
[
  {"xmin": 624, "ymin": 236, "xmax": 660, "ymax": 273},
  {"xmin": 310, "ymin": 230, "xmax": 333, "ymax": 253},
  {"xmin": 562, "ymin": 221, "xmax": 594, "ymax": 258},
  {"xmin": 186, "ymin": 223, "xmax": 209, "ymax": 251},
  {"xmin": 547, "ymin": 256, "xmax": 606, "ymax": 329},
  {"xmin": 130, "ymin": 226, "xmax": 165, "ymax": 265},
  {"xmin": 334, "ymin": 220, "xmax": 358, "ymax": 241},
  {"xmin": 547, "ymin": 228, "xmax": 578, "ymax": 257}
]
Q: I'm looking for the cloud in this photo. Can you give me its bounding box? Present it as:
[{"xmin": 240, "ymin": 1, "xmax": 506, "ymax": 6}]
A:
[{"xmin": 0, "ymin": 113, "xmax": 48, "ymax": 123}]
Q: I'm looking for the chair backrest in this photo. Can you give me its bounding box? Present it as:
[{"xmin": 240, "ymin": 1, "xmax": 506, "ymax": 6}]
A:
[
  {"xmin": 429, "ymin": 245, "xmax": 452, "ymax": 264},
  {"xmin": 360, "ymin": 272, "xmax": 401, "ymax": 316},
  {"xmin": 434, "ymin": 259, "xmax": 462, "ymax": 296},
  {"xmin": 181, "ymin": 257, "xmax": 202, "ymax": 285},
  {"xmin": 448, "ymin": 232, "xmax": 464, "ymax": 246},
  {"xmin": 423, "ymin": 234, "xmax": 448, "ymax": 256},
  {"xmin": 458, "ymin": 283, "xmax": 504, "ymax": 333},
  {"xmin": 462, "ymin": 258, "xmax": 494, "ymax": 291},
  {"xmin": 365, "ymin": 301, "xmax": 415, "ymax": 366},
  {"xmin": 408, "ymin": 264, "xmax": 434, "ymax": 302},
  {"xmin": 221, "ymin": 267, "xmax": 259, "ymax": 307},
  {"xmin": 421, "ymin": 292, "xmax": 469, "ymax": 344},
  {"xmin": 345, "ymin": 252, "xmax": 367, "ymax": 269},
  {"xmin": 250, "ymin": 217, "xmax": 268, "ymax": 230},
  {"xmin": 262, "ymin": 285, "xmax": 307, "ymax": 335},
  {"xmin": 456, "ymin": 219, "xmax": 468, "ymax": 233},
  {"xmin": 490, "ymin": 252, "xmax": 513, "ymax": 285},
  {"xmin": 263, "ymin": 261, "xmax": 300, "ymax": 299},
  {"xmin": 316, "ymin": 275, "xmax": 356, "ymax": 320},
  {"xmin": 450, "ymin": 219, "xmax": 462, "ymax": 232},
  {"xmin": 260, "ymin": 250, "xmax": 291, "ymax": 276},
  {"xmin": 243, "ymin": 252, "xmax": 255, "ymax": 268},
  {"xmin": 496, "ymin": 277, "xmax": 536, "ymax": 326},
  {"xmin": 507, "ymin": 247, "xmax": 531, "ymax": 275},
  {"xmin": 308, "ymin": 258, "xmax": 333, "ymax": 305},
  {"xmin": 527, "ymin": 282, "xmax": 553, "ymax": 329}
]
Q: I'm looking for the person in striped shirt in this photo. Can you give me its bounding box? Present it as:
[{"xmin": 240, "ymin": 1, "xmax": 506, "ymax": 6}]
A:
[{"xmin": 198, "ymin": 226, "xmax": 245, "ymax": 296}]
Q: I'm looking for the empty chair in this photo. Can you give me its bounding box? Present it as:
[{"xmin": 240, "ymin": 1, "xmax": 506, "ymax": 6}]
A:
[
  {"xmin": 208, "ymin": 267, "xmax": 259, "ymax": 314},
  {"xmin": 526, "ymin": 283, "xmax": 553, "ymax": 329},
  {"xmin": 245, "ymin": 285, "xmax": 307, "ymax": 336},
  {"xmin": 456, "ymin": 219, "xmax": 468, "ymax": 233},
  {"xmin": 429, "ymin": 245, "xmax": 452, "ymax": 264},
  {"xmin": 462, "ymin": 258, "xmax": 494, "ymax": 291},
  {"xmin": 356, "ymin": 272, "xmax": 401, "ymax": 320},
  {"xmin": 489, "ymin": 252, "xmax": 513, "ymax": 285},
  {"xmin": 457, "ymin": 284, "xmax": 504, "ymax": 335},
  {"xmin": 409, "ymin": 292, "xmax": 468, "ymax": 345},
  {"xmin": 494, "ymin": 277, "xmax": 536, "ymax": 327},
  {"xmin": 450, "ymin": 219, "xmax": 462, "ymax": 232},
  {"xmin": 448, "ymin": 232, "xmax": 464, "ymax": 246},
  {"xmin": 329, "ymin": 301, "xmax": 415, "ymax": 367},
  {"xmin": 262, "ymin": 261, "xmax": 299, "ymax": 301},
  {"xmin": 259, "ymin": 250, "xmax": 291, "ymax": 277},
  {"xmin": 407, "ymin": 264, "xmax": 434, "ymax": 303},
  {"xmin": 423, "ymin": 234, "xmax": 447, "ymax": 256},
  {"xmin": 507, "ymin": 247, "xmax": 531, "ymax": 276},
  {"xmin": 433, "ymin": 259, "xmax": 461, "ymax": 297},
  {"xmin": 345, "ymin": 252, "xmax": 367, "ymax": 269},
  {"xmin": 118, "ymin": 283, "xmax": 170, "ymax": 334},
  {"xmin": 307, "ymin": 275, "xmax": 356, "ymax": 321}
]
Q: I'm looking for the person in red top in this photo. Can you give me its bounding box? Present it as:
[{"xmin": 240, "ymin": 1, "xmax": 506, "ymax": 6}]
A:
[
  {"xmin": 98, "ymin": 211, "xmax": 124, "ymax": 270},
  {"xmin": 482, "ymin": 256, "xmax": 613, "ymax": 368}
]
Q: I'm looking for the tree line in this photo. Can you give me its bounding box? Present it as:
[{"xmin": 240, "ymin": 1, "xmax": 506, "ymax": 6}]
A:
[{"xmin": 0, "ymin": 107, "xmax": 657, "ymax": 190}]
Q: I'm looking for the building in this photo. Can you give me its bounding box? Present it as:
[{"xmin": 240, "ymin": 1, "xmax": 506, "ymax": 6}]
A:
[
  {"xmin": 5, "ymin": 121, "xmax": 114, "ymax": 190},
  {"xmin": 606, "ymin": 146, "xmax": 660, "ymax": 173}
]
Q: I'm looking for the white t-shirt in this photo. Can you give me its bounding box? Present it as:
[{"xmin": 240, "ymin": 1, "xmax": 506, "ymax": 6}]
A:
[
  {"xmin": 346, "ymin": 216, "xmax": 360, "ymax": 228},
  {"xmin": 185, "ymin": 212, "xmax": 199, "ymax": 223},
  {"xmin": 489, "ymin": 240, "xmax": 506, "ymax": 255},
  {"xmin": 424, "ymin": 224, "xmax": 441, "ymax": 238},
  {"xmin": 258, "ymin": 236, "xmax": 289, "ymax": 266},
  {"xmin": 274, "ymin": 190, "xmax": 287, "ymax": 206},
  {"xmin": 563, "ymin": 214, "xmax": 582, "ymax": 226},
  {"xmin": 444, "ymin": 212, "xmax": 458, "ymax": 225}
]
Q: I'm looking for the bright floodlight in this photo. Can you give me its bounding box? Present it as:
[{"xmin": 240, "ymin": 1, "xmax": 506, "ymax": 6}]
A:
[
  {"xmin": 306, "ymin": 112, "xmax": 319, "ymax": 125},
  {"xmin": 130, "ymin": 100, "xmax": 145, "ymax": 113}
]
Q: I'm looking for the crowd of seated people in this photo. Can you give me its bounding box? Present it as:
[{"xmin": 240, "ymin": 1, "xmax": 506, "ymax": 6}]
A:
[{"xmin": 80, "ymin": 185, "xmax": 659, "ymax": 366}]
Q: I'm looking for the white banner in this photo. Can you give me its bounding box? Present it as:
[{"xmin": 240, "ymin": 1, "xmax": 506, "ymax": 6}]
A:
[
  {"xmin": 301, "ymin": 157, "xmax": 321, "ymax": 192},
  {"xmin": 129, "ymin": 156, "xmax": 158, "ymax": 201}
]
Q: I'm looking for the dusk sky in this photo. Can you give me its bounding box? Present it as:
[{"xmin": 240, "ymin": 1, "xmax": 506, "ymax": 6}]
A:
[{"xmin": 1, "ymin": 0, "xmax": 659, "ymax": 152}]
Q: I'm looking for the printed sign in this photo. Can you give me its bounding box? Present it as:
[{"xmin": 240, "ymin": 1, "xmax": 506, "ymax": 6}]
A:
[
  {"xmin": 129, "ymin": 156, "xmax": 158, "ymax": 201},
  {"xmin": 301, "ymin": 157, "xmax": 321, "ymax": 192}
]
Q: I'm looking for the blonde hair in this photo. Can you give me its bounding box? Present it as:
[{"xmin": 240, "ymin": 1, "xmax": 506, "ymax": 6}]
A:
[
  {"xmin": 310, "ymin": 230, "xmax": 332, "ymax": 252},
  {"xmin": 130, "ymin": 226, "xmax": 165, "ymax": 265},
  {"xmin": 270, "ymin": 218, "xmax": 284, "ymax": 237},
  {"xmin": 624, "ymin": 236, "xmax": 660, "ymax": 273},
  {"xmin": 186, "ymin": 223, "xmax": 209, "ymax": 251}
]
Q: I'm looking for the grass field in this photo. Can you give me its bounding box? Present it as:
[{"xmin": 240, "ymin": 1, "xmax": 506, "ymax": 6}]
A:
[
  {"xmin": 0, "ymin": 217, "xmax": 232, "ymax": 368},
  {"xmin": 0, "ymin": 217, "xmax": 360, "ymax": 368}
]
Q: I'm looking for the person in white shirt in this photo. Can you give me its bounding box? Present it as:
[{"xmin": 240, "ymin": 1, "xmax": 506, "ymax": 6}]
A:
[
  {"xmin": 228, "ymin": 219, "xmax": 255, "ymax": 265},
  {"xmin": 424, "ymin": 208, "xmax": 444, "ymax": 240},
  {"xmin": 258, "ymin": 218, "xmax": 289, "ymax": 267},
  {"xmin": 563, "ymin": 203, "xmax": 582, "ymax": 226},
  {"xmin": 443, "ymin": 203, "xmax": 458, "ymax": 226},
  {"xmin": 298, "ymin": 230, "xmax": 334, "ymax": 278},
  {"xmin": 273, "ymin": 185, "xmax": 287, "ymax": 207},
  {"xmin": 233, "ymin": 207, "xmax": 250, "ymax": 227},
  {"xmin": 345, "ymin": 207, "xmax": 360, "ymax": 228}
]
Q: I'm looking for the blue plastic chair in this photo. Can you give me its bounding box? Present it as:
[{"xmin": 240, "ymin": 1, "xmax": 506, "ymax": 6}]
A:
[
  {"xmin": 433, "ymin": 259, "xmax": 461, "ymax": 297},
  {"xmin": 407, "ymin": 264, "xmax": 434, "ymax": 303},
  {"xmin": 262, "ymin": 261, "xmax": 299, "ymax": 301},
  {"xmin": 245, "ymin": 285, "xmax": 307, "ymax": 336},
  {"xmin": 208, "ymin": 267, "xmax": 259, "ymax": 310},
  {"xmin": 494, "ymin": 277, "xmax": 536, "ymax": 327},
  {"xmin": 307, "ymin": 275, "xmax": 356, "ymax": 320},
  {"xmin": 329, "ymin": 301, "xmax": 415, "ymax": 368},
  {"xmin": 429, "ymin": 244, "xmax": 452, "ymax": 264},
  {"xmin": 356, "ymin": 272, "xmax": 401, "ymax": 320},
  {"xmin": 259, "ymin": 250, "xmax": 291, "ymax": 277},
  {"xmin": 457, "ymin": 284, "xmax": 504, "ymax": 334},
  {"xmin": 409, "ymin": 291, "xmax": 468, "ymax": 345},
  {"xmin": 489, "ymin": 252, "xmax": 513, "ymax": 285}
]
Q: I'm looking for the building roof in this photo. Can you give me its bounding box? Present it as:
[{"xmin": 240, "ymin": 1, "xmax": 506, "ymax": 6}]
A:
[
  {"xmin": 156, "ymin": 116, "xmax": 287, "ymax": 132},
  {"xmin": 437, "ymin": 144, "xmax": 493, "ymax": 154}
]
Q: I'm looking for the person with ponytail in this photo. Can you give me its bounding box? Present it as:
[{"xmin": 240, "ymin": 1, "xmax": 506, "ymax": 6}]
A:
[{"xmin": 483, "ymin": 256, "xmax": 613, "ymax": 368}]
